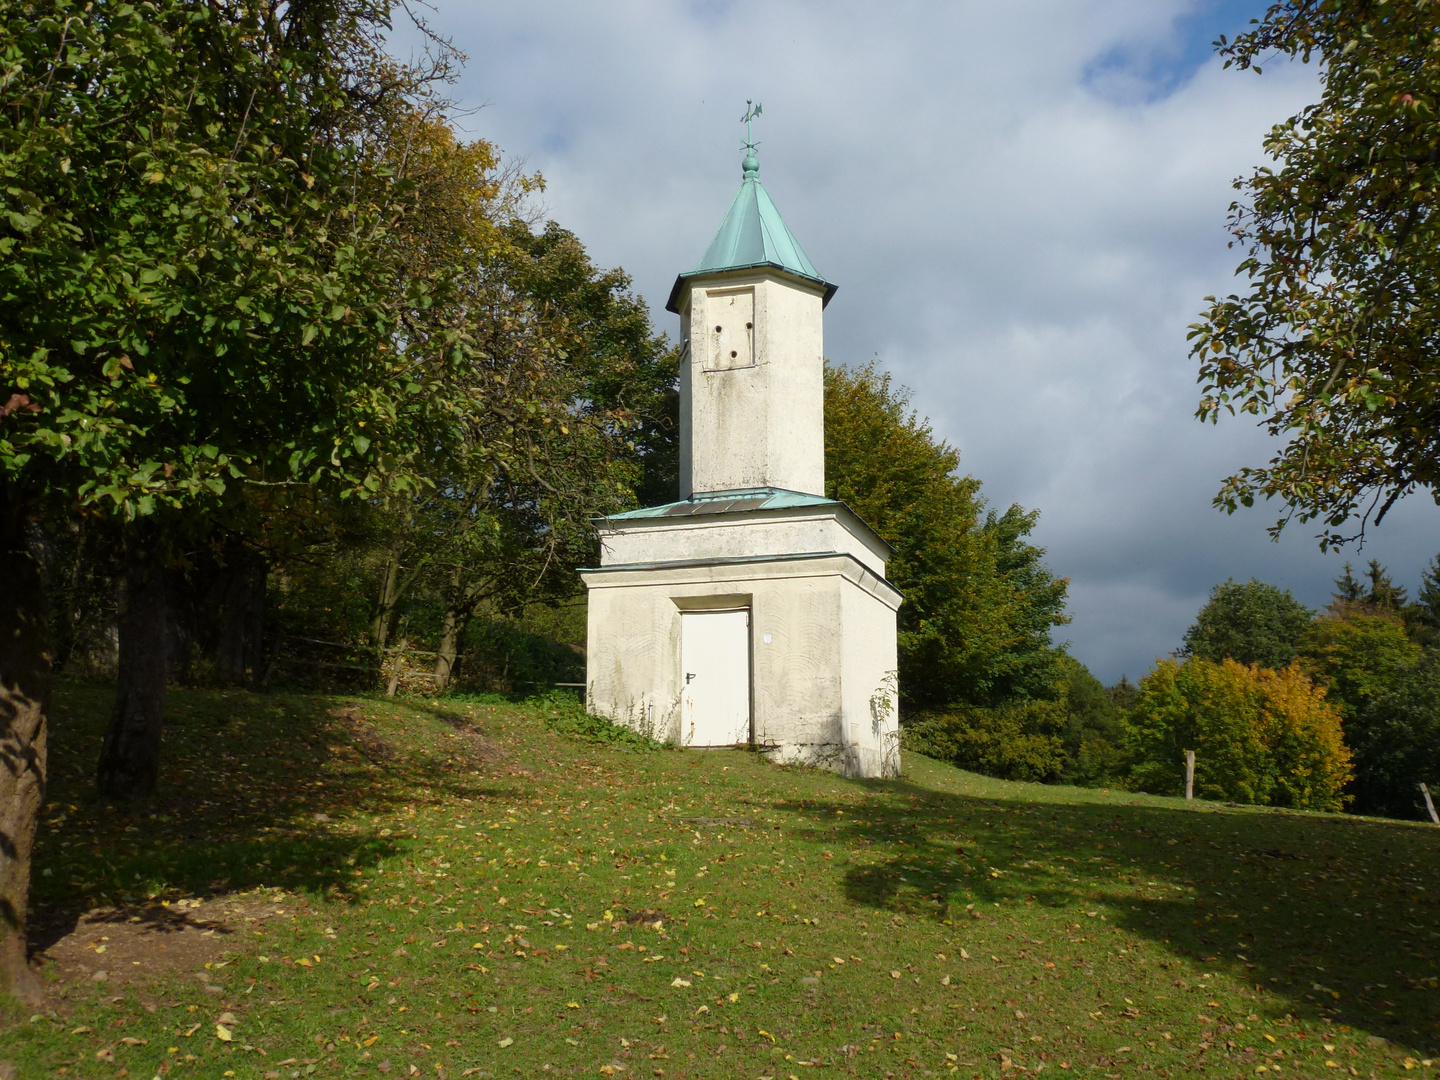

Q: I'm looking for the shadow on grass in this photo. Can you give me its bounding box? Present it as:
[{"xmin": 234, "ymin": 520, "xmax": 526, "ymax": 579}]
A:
[
  {"xmin": 770, "ymin": 771, "xmax": 1440, "ymax": 1052},
  {"xmin": 30, "ymin": 683, "xmax": 527, "ymax": 948}
]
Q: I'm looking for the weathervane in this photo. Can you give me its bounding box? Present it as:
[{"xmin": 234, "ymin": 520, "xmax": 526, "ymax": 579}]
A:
[{"xmin": 740, "ymin": 99, "xmax": 763, "ymax": 159}]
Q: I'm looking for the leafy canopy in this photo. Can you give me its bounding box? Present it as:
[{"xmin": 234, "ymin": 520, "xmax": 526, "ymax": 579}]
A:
[
  {"xmin": 1128, "ymin": 657, "xmax": 1351, "ymax": 812},
  {"xmin": 903, "ymin": 654, "xmax": 1128, "ymax": 787},
  {"xmin": 823, "ymin": 362, "xmax": 1069, "ymax": 712},
  {"xmin": 1, "ymin": 0, "xmax": 474, "ymax": 520},
  {"xmin": 1347, "ymin": 651, "xmax": 1440, "ymax": 819},
  {"xmin": 1182, "ymin": 578, "xmax": 1314, "ymax": 669},
  {"xmin": 1298, "ymin": 612, "xmax": 1420, "ymax": 721},
  {"xmin": 1192, "ymin": 1, "xmax": 1440, "ymax": 546}
]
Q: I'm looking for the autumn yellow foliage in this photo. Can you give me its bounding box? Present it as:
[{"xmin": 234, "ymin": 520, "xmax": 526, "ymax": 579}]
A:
[{"xmin": 1128, "ymin": 657, "xmax": 1352, "ymax": 811}]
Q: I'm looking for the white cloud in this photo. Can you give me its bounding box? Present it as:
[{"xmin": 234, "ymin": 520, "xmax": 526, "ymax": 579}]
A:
[{"xmin": 397, "ymin": 0, "xmax": 1440, "ymax": 681}]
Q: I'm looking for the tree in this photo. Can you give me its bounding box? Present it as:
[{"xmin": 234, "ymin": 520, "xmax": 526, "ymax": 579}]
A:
[
  {"xmin": 1415, "ymin": 553, "xmax": 1440, "ymax": 645},
  {"xmin": 823, "ymin": 362, "xmax": 1069, "ymax": 712},
  {"xmin": 1347, "ymin": 652, "xmax": 1440, "ymax": 818},
  {"xmin": 1362, "ymin": 559, "xmax": 1409, "ymax": 613},
  {"xmin": 1129, "ymin": 657, "xmax": 1271, "ymax": 803},
  {"xmin": 1127, "ymin": 657, "xmax": 1351, "ymax": 811},
  {"xmin": 1298, "ymin": 613, "xmax": 1419, "ymax": 720},
  {"xmin": 353, "ymin": 217, "xmax": 677, "ymax": 688},
  {"xmin": 1191, "ymin": 1, "xmax": 1440, "ymax": 547},
  {"xmin": 904, "ymin": 654, "xmax": 1129, "ymax": 786},
  {"xmin": 1182, "ymin": 578, "xmax": 1314, "ymax": 668},
  {"xmin": 422, "ymin": 221, "xmax": 677, "ymax": 686},
  {"xmin": 1054, "ymin": 655, "xmax": 1129, "ymax": 787},
  {"xmin": 1332, "ymin": 563, "xmax": 1364, "ymax": 605},
  {"xmin": 0, "ymin": 0, "xmax": 490, "ymax": 998}
]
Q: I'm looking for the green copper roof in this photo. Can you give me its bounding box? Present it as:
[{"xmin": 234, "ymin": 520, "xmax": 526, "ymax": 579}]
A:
[
  {"xmin": 601, "ymin": 486, "xmax": 839, "ymax": 521},
  {"xmin": 593, "ymin": 486, "xmax": 894, "ymax": 557},
  {"xmin": 665, "ymin": 155, "xmax": 837, "ymax": 313}
]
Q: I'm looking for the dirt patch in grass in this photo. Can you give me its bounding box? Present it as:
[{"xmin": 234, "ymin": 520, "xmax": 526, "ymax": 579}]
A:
[
  {"xmin": 27, "ymin": 895, "xmax": 283, "ymax": 1001},
  {"xmin": 336, "ymin": 703, "xmax": 508, "ymax": 776}
]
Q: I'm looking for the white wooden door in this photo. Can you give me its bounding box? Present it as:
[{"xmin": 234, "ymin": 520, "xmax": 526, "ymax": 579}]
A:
[{"xmin": 680, "ymin": 610, "xmax": 751, "ymax": 747}]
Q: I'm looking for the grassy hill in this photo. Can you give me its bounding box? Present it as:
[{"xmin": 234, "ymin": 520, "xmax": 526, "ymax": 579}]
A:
[{"xmin": 3, "ymin": 685, "xmax": 1439, "ymax": 1078}]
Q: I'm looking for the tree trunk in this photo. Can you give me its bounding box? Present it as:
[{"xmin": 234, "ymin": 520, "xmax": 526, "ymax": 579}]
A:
[
  {"xmin": 96, "ymin": 536, "xmax": 168, "ymax": 799},
  {"xmin": 0, "ymin": 499, "xmax": 49, "ymax": 1002},
  {"xmin": 434, "ymin": 569, "xmax": 486, "ymax": 690},
  {"xmin": 434, "ymin": 612, "xmax": 461, "ymax": 690},
  {"xmin": 213, "ymin": 561, "xmax": 265, "ymax": 684},
  {"xmin": 372, "ymin": 548, "xmax": 403, "ymax": 654}
]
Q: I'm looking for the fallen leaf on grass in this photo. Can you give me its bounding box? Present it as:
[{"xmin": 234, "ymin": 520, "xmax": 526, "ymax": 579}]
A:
[
  {"xmin": 119, "ymin": 1037, "xmax": 147, "ymax": 1046},
  {"xmin": 670, "ymin": 978, "xmax": 691, "ymax": 988},
  {"xmin": 498, "ymin": 1037, "xmax": 514, "ymax": 1047},
  {"xmin": 216, "ymin": 1024, "xmax": 234, "ymax": 1042}
]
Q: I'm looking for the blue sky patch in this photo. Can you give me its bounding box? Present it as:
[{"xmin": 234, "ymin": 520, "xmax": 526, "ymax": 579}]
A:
[{"xmin": 1084, "ymin": 0, "xmax": 1273, "ymax": 103}]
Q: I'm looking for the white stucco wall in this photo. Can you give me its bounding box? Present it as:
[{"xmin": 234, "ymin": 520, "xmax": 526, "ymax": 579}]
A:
[
  {"xmin": 581, "ymin": 551, "xmax": 900, "ymax": 778},
  {"xmin": 840, "ymin": 577, "xmax": 901, "ymax": 777},
  {"xmin": 597, "ymin": 508, "xmax": 889, "ymax": 578},
  {"xmin": 676, "ymin": 270, "xmax": 826, "ymax": 498}
]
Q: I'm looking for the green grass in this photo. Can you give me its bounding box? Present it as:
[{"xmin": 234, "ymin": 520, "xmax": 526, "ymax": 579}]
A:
[{"xmin": 4, "ymin": 683, "xmax": 1440, "ymax": 1079}]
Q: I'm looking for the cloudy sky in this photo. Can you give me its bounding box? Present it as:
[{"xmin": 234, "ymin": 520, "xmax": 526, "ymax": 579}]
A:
[{"xmin": 394, "ymin": 1, "xmax": 1440, "ymax": 683}]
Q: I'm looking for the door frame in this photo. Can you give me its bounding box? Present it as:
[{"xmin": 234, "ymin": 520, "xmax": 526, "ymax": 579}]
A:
[{"xmin": 673, "ymin": 595, "xmax": 753, "ymax": 747}]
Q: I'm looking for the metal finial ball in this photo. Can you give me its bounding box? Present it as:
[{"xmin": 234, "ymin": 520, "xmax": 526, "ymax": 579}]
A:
[{"xmin": 742, "ymin": 154, "xmax": 759, "ymax": 175}]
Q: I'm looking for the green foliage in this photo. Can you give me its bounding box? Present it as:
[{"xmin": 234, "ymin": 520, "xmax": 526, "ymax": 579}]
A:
[
  {"xmin": 1193, "ymin": 2, "xmax": 1440, "ymax": 545},
  {"xmin": 1298, "ymin": 613, "xmax": 1420, "ymax": 721},
  {"xmin": 1, "ymin": 0, "xmax": 467, "ymax": 519},
  {"xmin": 1182, "ymin": 578, "xmax": 1314, "ymax": 668},
  {"xmin": 1054, "ymin": 656, "xmax": 1130, "ymax": 787},
  {"xmin": 823, "ymin": 362, "xmax": 1069, "ymax": 711},
  {"xmin": 528, "ymin": 690, "xmax": 658, "ymax": 752},
  {"xmin": 456, "ymin": 615, "xmax": 584, "ymax": 693},
  {"xmin": 903, "ymin": 655, "xmax": 1128, "ymax": 787},
  {"xmin": 902, "ymin": 699, "xmax": 1069, "ymax": 784},
  {"xmin": 1348, "ymin": 652, "xmax": 1440, "ymax": 819},
  {"xmin": 1416, "ymin": 554, "xmax": 1440, "ymax": 647},
  {"xmin": 497, "ymin": 221, "xmax": 679, "ymax": 509},
  {"xmin": 358, "ymin": 216, "xmax": 678, "ymax": 685},
  {"xmin": 1127, "ymin": 657, "xmax": 1351, "ymax": 811}
]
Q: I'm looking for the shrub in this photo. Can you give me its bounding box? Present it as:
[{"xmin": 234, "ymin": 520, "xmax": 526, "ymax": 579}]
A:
[
  {"xmin": 1347, "ymin": 653, "xmax": 1440, "ymax": 818},
  {"xmin": 1127, "ymin": 657, "xmax": 1351, "ymax": 811},
  {"xmin": 903, "ymin": 700, "xmax": 1069, "ymax": 783}
]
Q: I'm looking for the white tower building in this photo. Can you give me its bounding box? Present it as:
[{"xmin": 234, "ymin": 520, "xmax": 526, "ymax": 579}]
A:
[{"xmin": 580, "ymin": 130, "xmax": 901, "ymax": 777}]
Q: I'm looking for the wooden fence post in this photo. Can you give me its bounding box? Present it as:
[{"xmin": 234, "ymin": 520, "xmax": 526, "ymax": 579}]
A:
[
  {"xmin": 1185, "ymin": 750, "xmax": 1196, "ymax": 802},
  {"xmin": 1420, "ymin": 783, "xmax": 1439, "ymax": 825}
]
